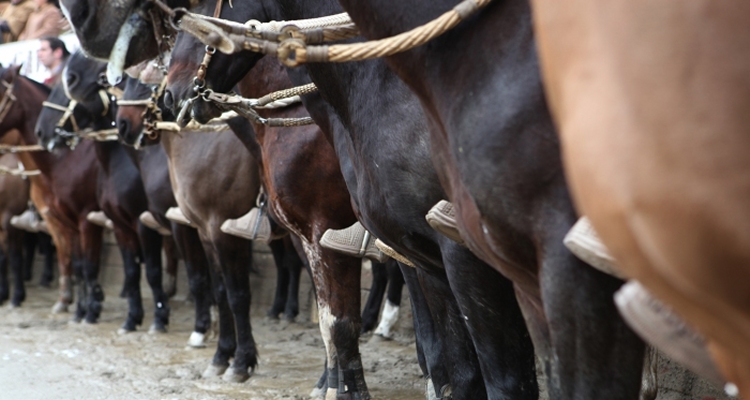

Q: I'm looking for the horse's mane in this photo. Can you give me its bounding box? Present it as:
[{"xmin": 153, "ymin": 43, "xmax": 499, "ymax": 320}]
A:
[{"xmin": 22, "ymin": 76, "xmax": 52, "ymax": 95}]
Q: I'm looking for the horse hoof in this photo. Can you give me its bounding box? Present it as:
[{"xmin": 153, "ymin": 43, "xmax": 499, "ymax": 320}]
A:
[
  {"xmin": 368, "ymin": 333, "xmax": 390, "ymax": 344},
  {"xmin": 187, "ymin": 331, "xmax": 207, "ymax": 348},
  {"xmin": 309, "ymin": 386, "xmax": 326, "ymax": 399},
  {"xmin": 222, "ymin": 367, "xmax": 251, "ymax": 383},
  {"xmin": 202, "ymin": 363, "xmax": 228, "ymax": 378},
  {"xmin": 117, "ymin": 327, "xmax": 133, "ymax": 335},
  {"xmin": 51, "ymin": 301, "xmax": 68, "ymax": 314},
  {"xmin": 148, "ymin": 323, "xmax": 167, "ymax": 334},
  {"xmin": 9, "ymin": 302, "xmax": 20, "ymax": 309}
]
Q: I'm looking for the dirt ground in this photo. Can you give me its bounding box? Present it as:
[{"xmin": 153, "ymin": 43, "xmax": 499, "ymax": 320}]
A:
[
  {"xmin": 0, "ymin": 236, "xmax": 737, "ymax": 400},
  {"xmin": 0, "ymin": 282, "xmax": 424, "ymax": 400}
]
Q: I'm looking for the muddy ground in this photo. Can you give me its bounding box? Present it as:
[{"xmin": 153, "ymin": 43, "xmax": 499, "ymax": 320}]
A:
[
  {"xmin": 0, "ymin": 281, "xmax": 424, "ymax": 400},
  {"xmin": 0, "ymin": 237, "xmax": 736, "ymax": 400}
]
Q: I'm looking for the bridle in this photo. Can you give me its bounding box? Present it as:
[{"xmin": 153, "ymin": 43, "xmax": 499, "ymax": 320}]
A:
[
  {"xmin": 117, "ymin": 77, "xmax": 169, "ymax": 141},
  {"xmin": 0, "ymin": 76, "xmax": 18, "ymax": 125}
]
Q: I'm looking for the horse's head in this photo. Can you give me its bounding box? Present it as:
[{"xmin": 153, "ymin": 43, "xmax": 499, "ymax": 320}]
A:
[
  {"xmin": 60, "ymin": 0, "xmax": 197, "ymax": 78},
  {"xmin": 117, "ymin": 77, "xmax": 165, "ymax": 147},
  {"xmin": 35, "ymin": 81, "xmax": 93, "ymax": 151},
  {"xmin": 165, "ymin": 0, "xmax": 270, "ymax": 124},
  {"xmin": 64, "ymin": 50, "xmax": 115, "ymax": 117}
]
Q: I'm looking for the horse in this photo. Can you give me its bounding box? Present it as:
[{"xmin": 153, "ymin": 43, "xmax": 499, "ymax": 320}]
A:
[
  {"xmin": 35, "ymin": 61, "xmax": 173, "ymax": 333},
  {"xmin": 72, "ymin": 54, "xmax": 266, "ymax": 381},
  {"xmin": 163, "ymin": 1, "xmax": 543, "ymax": 398},
  {"xmin": 0, "ymin": 149, "xmax": 31, "ymax": 307},
  {"xmin": 0, "ymin": 65, "xmax": 105, "ymax": 322},
  {"xmin": 525, "ymin": 2, "xmax": 750, "ymax": 394}
]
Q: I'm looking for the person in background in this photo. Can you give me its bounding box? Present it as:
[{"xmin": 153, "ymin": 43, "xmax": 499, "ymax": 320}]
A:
[
  {"xmin": 37, "ymin": 35, "xmax": 68, "ymax": 87},
  {"xmin": 0, "ymin": 0, "xmax": 35, "ymax": 43},
  {"xmin": 17, "ymin": 0, "xmax": 67, "ymax": 41}
]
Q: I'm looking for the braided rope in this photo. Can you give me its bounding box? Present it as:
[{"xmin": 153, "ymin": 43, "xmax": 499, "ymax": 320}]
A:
[
  {"xmin": 280, "ymin": 0, "xmax": 492, "ymax": 66},
  {"xmin": 255, "ymin": 83, "xmax": 317, "ymax": 107},
  {"xmin": 0, "ymin": 165, "xmax": 41, "ymax": 176},
  {"xmin": 0, "ymin": 144, "xmax": 45, "ymax": 153}
]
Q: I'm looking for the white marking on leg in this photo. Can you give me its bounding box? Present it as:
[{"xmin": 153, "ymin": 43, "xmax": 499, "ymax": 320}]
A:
[{"xmin": 373, "ymin": 300, "xmax": 400, "ymax": 339}]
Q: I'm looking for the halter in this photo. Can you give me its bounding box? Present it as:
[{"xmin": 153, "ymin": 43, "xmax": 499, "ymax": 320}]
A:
[
  {"xmin": 42, "ymin": 99, "xmax": 81, "ymax": 134},
  {"xmin": 0, "ymin": 78, "xmax": 18, "ymax": 125}
]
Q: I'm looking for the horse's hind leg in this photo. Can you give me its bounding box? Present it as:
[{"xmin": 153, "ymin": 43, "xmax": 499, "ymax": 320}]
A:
[
  {"xmin": 80, "ymin": 220, "xmax": 104, "ymax": 323},
  {"xmin": 282, "ymin": 236, "xmax": 303, "ymax": 322},
  {"xmin": 441, "ymin": 240, "xmax": 538, "ymax": 399},
  {"xmin": 22, "ymin": 231, "xmax": 36, "ymax": 282},
  {"xmin": 361, "ymin": 260, "xmax": 387, "ymax": 334},
  {"xmin": 38, "ymin": 233, "xmax": 55, "ymax": 287},
  {"xmin": 267, "ymin": 238, "xmax": 290, "ymax": 320},
  {"xmin": 539, "ymin": 225, "xmax": 644, "ymax": 399},
  {"xmin": 0, "ymin": 246, "xmax": 9, "ymax": 305},
  {"xmin": 138, "ymin": 223, "xmax": 169, "ymax": 333},
  {"xmin": 172, "ymin": 225, "xmax": 212, "ymax": 347},
  {"xmin": 162, "ymin": 236, "xmax": 179, "ymax": 298},
  {"xmin": 8, "ymin": 226, "xmax": 26, "ymax": 306}
]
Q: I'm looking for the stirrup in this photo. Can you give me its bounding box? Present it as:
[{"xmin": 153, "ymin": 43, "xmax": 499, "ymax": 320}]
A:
[
  {"xmin": 374, "ymin": 239, "xmax": 415, "ymax": 268},
  {"xmin": 220, "ymin": 207, "xmax": 272, "ymax": 242},
  {"xmin": 563, "ymin": 217, "xmax": 625, "ymax": 279},
  {"xmin": 425, "ymin": 200, "xmax": 465, "ymax": 245},
  {"xmin": 139, "ymin": 211, "xmax": 172, "ymax": 236},
  {"xmin": 166, "ymin": 207, "xmax": 196, "ymax": 228},
  {"xmin": 320, "ymin": 221, "xmax": 388, "ymax": 262},
  {"xmin": 87, "ymin": 211, "xmax": 114, "ymax": 230},
  {"xmin": 615, "ymin": 280, "xmax": 725, "ymax": 386},
  {"xmin": 10, "ymin": 209, "xmax": 40, "ymax": 233}
]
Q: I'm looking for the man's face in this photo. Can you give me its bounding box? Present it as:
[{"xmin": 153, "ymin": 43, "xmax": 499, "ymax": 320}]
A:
[{"xmin": 37, "ymin": 40, "xmax": 57, "ymax": 69}]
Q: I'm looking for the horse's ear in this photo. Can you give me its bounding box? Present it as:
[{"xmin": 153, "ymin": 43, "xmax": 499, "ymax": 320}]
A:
[{"xmin": 10, "ymin": 64, "xmax": 23, "ymax": 76}]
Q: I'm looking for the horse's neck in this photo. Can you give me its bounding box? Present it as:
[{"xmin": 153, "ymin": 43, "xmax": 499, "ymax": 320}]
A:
[{"xmin": 13, "ymin": 116, "xmax": 58, "ymax": 177}]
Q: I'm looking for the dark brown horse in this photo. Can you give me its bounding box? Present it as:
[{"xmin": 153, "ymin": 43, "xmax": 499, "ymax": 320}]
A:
[
  {"xmin": 0, "ymin": 65, "xmax": 104, "ymax": 322},
  {"xmin": 35, "ymin": 67, "xmax": 171, "ymax": 333}
]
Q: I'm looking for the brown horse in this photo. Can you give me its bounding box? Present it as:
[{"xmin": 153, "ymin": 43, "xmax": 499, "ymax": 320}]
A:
[
  {"xmin": 67, "ymin": 50, "xmax": 267, "ymax": 380},
  {"xmin": 0, "ymin": 146, "xmax": 30, "ymax": 307},
  {"xmin": 0, "ymin": 65, "xmax": 105, "ymax": 322},
  {"xmin": 528, "ymin": 1, "xmax": 750, "ymax": 394},
  {"xmin": 164, "ymin": 48, "xmax": 370, "ymax": 394}
]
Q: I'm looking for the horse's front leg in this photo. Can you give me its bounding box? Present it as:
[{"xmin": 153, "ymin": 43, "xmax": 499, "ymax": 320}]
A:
[{"xmin": 138, "ymin": 222, "xmax": 170, "ymax": 333}]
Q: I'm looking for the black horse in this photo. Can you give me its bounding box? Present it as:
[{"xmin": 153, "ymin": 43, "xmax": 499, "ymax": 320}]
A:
[{"xmin": 164, "ymin": 1, "xmax": 538, "ymax": 398}]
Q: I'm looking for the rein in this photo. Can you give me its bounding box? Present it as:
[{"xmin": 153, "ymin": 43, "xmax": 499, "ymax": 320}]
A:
[
  {"xmin": 0, "ymin": 144, "xmax": 45, "ymax": 153},
  {"xmin": 148, "ymin": 0, "xmax": 493, "ymax": 67},
  {"xmin": 0, "ymin": 79, "xmax": 17, "ymax": 124},
  {"xmin": 180, "ymin": 43, "xmax": 317, "ymax": 127},
  {"xmin": 0, "ymin": 164, "xmax": 41, "ymax": 177}
]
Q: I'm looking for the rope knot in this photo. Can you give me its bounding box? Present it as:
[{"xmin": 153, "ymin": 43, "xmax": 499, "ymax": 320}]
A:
[{"xmin": 278, "ymin": 39, "xmax": 307, "ymax": 67}]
